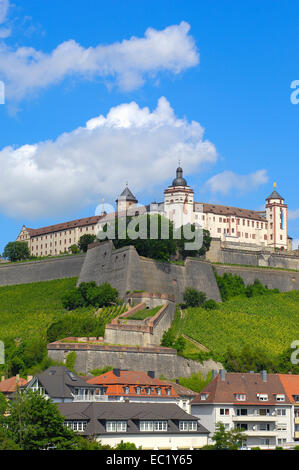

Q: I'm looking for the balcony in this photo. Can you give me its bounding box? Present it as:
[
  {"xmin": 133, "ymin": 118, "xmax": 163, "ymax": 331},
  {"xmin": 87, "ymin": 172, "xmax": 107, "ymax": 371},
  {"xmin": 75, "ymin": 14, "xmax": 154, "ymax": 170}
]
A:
[
  {"xmin": 295, "ymin": 417, "xmax": 299, "ymax": 425},
  {"xmin": 295, "ymin": 431, "xmax": 299, "ymax": 439},
  {"xmin": 233, "ymin": 415, "xmax": 277, "ymax": 422},
  {"xmin": 244, "ymin": 430, "xmax": 277, "ymax": 437}
]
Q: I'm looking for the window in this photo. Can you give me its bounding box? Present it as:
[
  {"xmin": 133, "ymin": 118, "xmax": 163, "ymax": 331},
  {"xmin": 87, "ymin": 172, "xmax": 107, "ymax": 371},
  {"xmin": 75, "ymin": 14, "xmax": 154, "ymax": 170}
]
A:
[
  {"xmin": 156, "ymin": 388, "xmax": 161, "ymax": 395},
  {"xmin": 259, "ymin": 423, "xmax": 271, "ymax": 431},
  {"xmin": 235, "ymin": 423, "xmax": 248, "ymax": 431},
  {"xmin": 276, "ymin": 409, "xmax": 286, "ymax": 416},
  {"xmin": 259, "ymin": 409, "xmax": 270, "ymax": 416},
  {"xmin": 123, "ymin": 386, "xmax": 129, "ymax": 394},
  {"xmin": 65, "ymin": 420, "xmax": 88, "ymax": 432},
  {"xmin": 258, "ymin": 394, "xmax": 268, "ymax": 401},
  {"xmin": 135, "ymin": 387, "xmax": 141, "ymax": 395},
  {"xmin": 236, "ymin": 409, "xmax": 248, "ymax": 416},
  {"xmin": 234, "ymin": 394, "xmax": 246, "ymax": 401},
  {"xmin": 275, "ymin": 394, "xmax": 285, "ymax": 402},
  {"xmin": 277, "ymin": 438, "xmax": 286, "ymax": 445},
  {"xmin": 140, "ymin": 421, "xmax": 167, "ymax": 432},
  {"xmin": 277, "ymin": 423, "xmax": 287, "ymax": 431},
  {"xmin": 201, "ymin": 393, "xmax": 209, "ymax": 400},
  {"xmin": 179, "ymin": 421, "xmax": 197, "ymax": 431},
  {"xmin": 106, "ymin": 421, "xmax": 127, "ymax": 432},
  {"xmin": 220, "ymin": 409, "xmax": 230, "ymax": 416},
  {"xmin": 293, "ymin": 395, "xmax": 299, "ymax": 403},
  {"xmin": 261, "ymin": 439, "xmax": 270, "ymax": 446}
]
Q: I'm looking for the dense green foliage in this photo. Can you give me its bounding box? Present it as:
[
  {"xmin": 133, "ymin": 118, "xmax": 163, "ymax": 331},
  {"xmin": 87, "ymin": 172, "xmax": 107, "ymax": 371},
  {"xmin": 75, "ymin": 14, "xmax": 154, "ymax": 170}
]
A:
[
  {"xmin": 3, "ymin": 241, "xmax": 30, "ymax": 261},
  {"xmin": 65, "ymin": 352, "xmax": 77, "ymax": 371},
  {"xmin": 46, "ymin": 312, "xmax": 105, "ymax": 343},
  {"xmin": 62, "ymin": 281, "xmax": 118, "ymax": 310},
  {"xmin": 215, "ymin": 271, "xmax": 280, "ymax": 301},
  {"xmin": 100, "ymin": 214, "xmax": 211, "ymax": 261},
  {"xmin": 176, "ymin": 371, "xmax": 213, "ymax": 393},
  {"xmin": 211, "ymin": 422, "xmax": 247, "ymax": 450},
  {"xmin": 183, "ymin": 287, "xmax": 206, "ymax": 307},
  {"xmin": 161, "ymin": 328, "xmax": 186, "ymax": 353},
  {"xmin": 78, "ymin": 234, "xmax": 96, "ymax": 252},
  {"xmin": 169, "ymin": 290, "xmax": 299, "ymax": 372}
]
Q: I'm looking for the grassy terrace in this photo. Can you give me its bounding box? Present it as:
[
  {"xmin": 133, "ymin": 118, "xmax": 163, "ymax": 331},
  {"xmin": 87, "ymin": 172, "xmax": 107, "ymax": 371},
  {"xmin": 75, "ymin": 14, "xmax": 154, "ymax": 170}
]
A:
[
  {"xmin": 126, "ymin": 305, "xmax": 163, "ymax": 320},
  {"xmin": 212, "ymin": 261, "xmax": 299, "ymax": 272}
]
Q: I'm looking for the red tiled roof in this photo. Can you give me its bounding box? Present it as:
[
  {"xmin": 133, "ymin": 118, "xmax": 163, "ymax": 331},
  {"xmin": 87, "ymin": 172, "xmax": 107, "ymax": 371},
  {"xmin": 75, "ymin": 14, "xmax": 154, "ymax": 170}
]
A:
[
  {"xmin": 278, "ymin": 374, "xmax": 299, "ymax": 404},
  {"xmin": 86, "ymin": 370, "xmax": 179, "ymax": 398},
  {"xmin": 25, "ymin": 215, "xmax": 103, "ymax": 237},
  {"xmin": 196, "ymin": 203, "xmax": 267, "ymax": 222},
  {"xmin": 0, "ymin": 376, "xmax": 28, "ymax": 393},
  {"xmin": 192, "ymin": 372, "xmax": 292, "ymax": 405}
]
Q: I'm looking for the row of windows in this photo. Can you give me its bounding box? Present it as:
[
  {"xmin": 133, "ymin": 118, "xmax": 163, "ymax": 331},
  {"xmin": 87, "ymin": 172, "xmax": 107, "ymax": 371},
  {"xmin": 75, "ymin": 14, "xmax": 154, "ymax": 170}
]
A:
[
  {"xmin": 66, "ymin": 420, "xmax": 198, "ymax": 433},
  {"xmin": 32, "ymin": 226, "xmax": 95, "ymax": 242},
  {"xmin": 219, "ymin": 408, "xmax": 287, "ymax": 416},
  {"xmin": 65, "ymin": 420, "xmax": 88, "ymax": 431},
  {"xmin": 123, "ymin": 386, "xmax": 171, "ymax": 396}
]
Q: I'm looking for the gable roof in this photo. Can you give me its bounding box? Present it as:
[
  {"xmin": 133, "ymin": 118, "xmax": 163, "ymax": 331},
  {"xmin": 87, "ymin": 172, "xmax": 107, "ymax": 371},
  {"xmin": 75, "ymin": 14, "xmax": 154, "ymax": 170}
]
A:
[
  {"xmin": 191, "ymin": 372, "xmax": 292, "ymax": 405},
  {"xmin": 26, "ymin": 366, "xmax": 97, "ymax": 398}
]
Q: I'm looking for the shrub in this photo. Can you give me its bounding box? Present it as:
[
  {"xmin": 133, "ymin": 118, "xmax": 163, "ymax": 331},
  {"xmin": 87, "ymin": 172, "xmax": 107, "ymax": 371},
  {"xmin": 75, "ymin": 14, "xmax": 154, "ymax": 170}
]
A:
[
  {"xmin": 203, "ymin": 299, "xmax": 218, "ymax": 310},
  {"xmin": 65, "ymin": 352, "xmax": 77, "ymax": 372},
  {"xmin": 161, "ymin": 329, "xmax": 176, "ymax": 348},
  {"xmin": 70, "ymin": 244, "xmax": 80, "ymax": 254},
  {"xmin": 173, "ymin": 336, "xmax": 186, "ymax": 353},
  {"xmin": 62, "ymin": 289, "xmax": 86, "ymax": 310},
  {"xmin": 46, "ymin": 313, "xmax": 105, "ymax": 343},
  {"xmin": 183, "ymin": 287, "xmax": 206, "ymax": 307}
]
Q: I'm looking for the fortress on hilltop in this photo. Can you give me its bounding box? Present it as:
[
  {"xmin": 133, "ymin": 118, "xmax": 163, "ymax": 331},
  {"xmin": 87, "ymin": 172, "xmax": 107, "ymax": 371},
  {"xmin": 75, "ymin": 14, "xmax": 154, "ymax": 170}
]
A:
[{"xmin": 16, "ymin": 165, "xmax": 293, "ymax": 257}]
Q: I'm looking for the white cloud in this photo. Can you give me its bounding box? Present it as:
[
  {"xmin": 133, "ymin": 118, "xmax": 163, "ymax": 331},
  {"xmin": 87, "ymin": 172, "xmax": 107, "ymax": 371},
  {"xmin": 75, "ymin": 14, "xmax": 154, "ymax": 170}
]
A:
[
  {"xmin": 0, "ymin": 21, "xmax": 198, "ymax": 101},
  {"xmin": 205, "ymin": 169, "xmax": 268, "ymax": 195},
  {"xmin": 0, "ymin": 97, "xmax": 217, "ymax": 218},
  {"xmin": 288, "ymin": 209, "xmax": 299, "ymax": 220},
  {"xmin": 0, "ymin": 0, "xmax": 10, "ymax": 38}
]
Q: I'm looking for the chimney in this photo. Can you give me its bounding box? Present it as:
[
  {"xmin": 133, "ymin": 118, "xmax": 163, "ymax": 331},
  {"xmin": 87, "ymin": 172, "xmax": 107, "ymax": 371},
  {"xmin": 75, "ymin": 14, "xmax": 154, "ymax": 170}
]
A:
[
  {"xmin": 212, "ymin": 370, "xmax": 218, "ymax": 379},
  {"xmin": 260, "ymin": 370, "xmax": 267, "ymax": 382},
  {"xmin": 147, "ymin": 371, "xmax": 155, "ymax": 379},
  {"xmin": 219, "ymin": 369, "xmax": 226, "ymax": 382},
  {"xmin": 113, "ymin": 368, "xmax": 121, "ymax": 377}
]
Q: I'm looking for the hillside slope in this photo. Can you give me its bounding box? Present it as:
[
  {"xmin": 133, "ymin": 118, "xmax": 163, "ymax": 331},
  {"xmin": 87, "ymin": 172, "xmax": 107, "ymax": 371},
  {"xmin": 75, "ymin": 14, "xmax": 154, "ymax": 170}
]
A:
[{"xmin": 172, "ymin": 290, "xmax": 299, "ymax": 359}]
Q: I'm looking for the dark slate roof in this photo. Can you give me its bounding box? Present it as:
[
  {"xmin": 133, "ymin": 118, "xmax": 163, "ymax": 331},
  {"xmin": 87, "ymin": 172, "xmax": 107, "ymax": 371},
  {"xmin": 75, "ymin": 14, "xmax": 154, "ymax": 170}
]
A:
[
  {"xmin": 266, "ymin": 190, "xmax": 284, "ymax": 201},
  {"xmin": 26, "ymin": 366, "xmax": 98, "ymax": 399},
  {"xmin": 116, "ymin": 186, "xmax": 137, "ymax": 202},
  {"xmin": 57, "ymin": 402, "xmax": 209, "ymax": 436}
]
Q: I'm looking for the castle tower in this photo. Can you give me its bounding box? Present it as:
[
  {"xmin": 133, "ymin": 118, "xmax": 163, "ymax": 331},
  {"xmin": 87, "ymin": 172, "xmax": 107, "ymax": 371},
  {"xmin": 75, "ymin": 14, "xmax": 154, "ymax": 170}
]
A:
[
  {"xmin": 164, "ymin": 166, "xmax": 194, "ymax": 228},
  {"xmin": 265, "ymin": 183, "xmax": 288, "ymax": 250},
  {"xmin": 116, "ymin": 185, "xmax": 138, "ymax": 214}
]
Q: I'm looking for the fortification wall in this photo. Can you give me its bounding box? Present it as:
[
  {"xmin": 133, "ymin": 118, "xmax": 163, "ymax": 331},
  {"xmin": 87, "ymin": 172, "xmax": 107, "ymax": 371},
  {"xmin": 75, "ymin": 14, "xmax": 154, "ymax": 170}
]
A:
[
  {"xmin": 77, "ymin": 242, "xmax": 222, "ymax": 302},
  {"xmin": 214, "ymin": 265, "xmax": 299, "ymax": 291},
  {"xmin": 0, "ymin": 254, "xmax": 85, "ymax": 286},
  {"xmin": 206, "ymin": 239, "xmax": 299, "ymax": 270},
  {"xmin": 47, "ymin": 342, "xmax": 222, "ymax": 379}
]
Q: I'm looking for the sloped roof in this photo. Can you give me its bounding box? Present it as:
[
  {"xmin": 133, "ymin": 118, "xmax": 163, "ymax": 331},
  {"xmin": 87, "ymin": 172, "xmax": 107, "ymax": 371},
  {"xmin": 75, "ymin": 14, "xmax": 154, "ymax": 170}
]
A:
[
  {"xmin": 278, "ymin": 374, "xmax": 299, "ymax": 404},
  {"xmin": 26, "ymin": 366, "xmax": 97, "ymax": 398},
  {"xmin": 57, "ymin": 402, "xmax": 209, "ymax": 436},
  {"xmin": 25, "ymin": 215, "xmax": 102, "ymax": 238},
  {"xmin": 266, "ymin": 190, "xmax": 284, "ymax": 201},
  {"xmin": 116, "ymin": 186, "xmax": 137, "ymax": 202},
  {"xmin": 0, "ymin": 376, "xmax": 28, "ymax": 393},
  {"xmin": 86, "ymin": 370, "xmax": 179, "ymax": 398},
  {"xmin": 191, "ymin": 372, "xmax": 292, "ymax": 405},
  {"xmin": 198, "ymin": 203, "xmax": 267, "ymax": 222}
]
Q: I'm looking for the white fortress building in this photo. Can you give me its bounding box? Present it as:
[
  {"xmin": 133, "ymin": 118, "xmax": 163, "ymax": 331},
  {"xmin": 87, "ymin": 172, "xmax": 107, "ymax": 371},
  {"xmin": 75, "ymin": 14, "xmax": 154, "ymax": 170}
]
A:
[{"xmin": 17, "ymin": 166, "xmax": 292, "ymax": 257}]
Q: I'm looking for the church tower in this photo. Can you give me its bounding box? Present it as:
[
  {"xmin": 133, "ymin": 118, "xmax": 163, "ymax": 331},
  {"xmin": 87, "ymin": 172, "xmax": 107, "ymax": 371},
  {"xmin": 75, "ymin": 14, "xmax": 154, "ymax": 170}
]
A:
[
  {"xmin": 164, "ymin": 166, "xmax": 194, "ymax": 228},
  {"xmin": 265, "ymin": 183, "xmax": 288, "ymax": 250}
]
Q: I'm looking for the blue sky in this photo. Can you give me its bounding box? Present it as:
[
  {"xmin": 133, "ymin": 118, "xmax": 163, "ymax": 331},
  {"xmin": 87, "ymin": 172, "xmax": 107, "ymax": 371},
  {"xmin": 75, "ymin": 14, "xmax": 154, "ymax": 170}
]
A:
[{"xmin": 0, "ymin": 0, "xmax": 298, "ymax": 252}]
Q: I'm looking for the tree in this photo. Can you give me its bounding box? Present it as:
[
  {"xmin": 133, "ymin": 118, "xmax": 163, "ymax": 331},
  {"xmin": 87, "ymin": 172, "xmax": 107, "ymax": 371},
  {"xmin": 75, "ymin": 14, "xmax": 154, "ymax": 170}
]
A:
[
  {"xmin": 3, "ymin": 241, "xmax": 30, "ymax": 262},
  {"xmin": 183, "ymin": 287, "xmax": 206, "ymax": 307},
  {"xmin": 212, "ymin": 422, "xmax": 246, "ymax": 450},
  {"xmin": 78, "ymin": 234, "xmax": 96, "ymax": 253},
  {"xmin": 70, "ymin": 244, "xmax": 80, "ymax": 254},
  {"xmin": 5, "ymin": 390, "xmax": 76, "ymax": 450},
  {"xmin": 176, "ymin": 226, "xmax": 211, "ymax": 259}
]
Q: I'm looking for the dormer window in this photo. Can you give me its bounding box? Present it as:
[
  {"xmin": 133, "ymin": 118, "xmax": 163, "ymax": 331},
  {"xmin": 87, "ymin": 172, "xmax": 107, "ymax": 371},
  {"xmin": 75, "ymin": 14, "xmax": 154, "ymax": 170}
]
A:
[
  {"xmin": 234, "ymin": 394, "xmax": 246, "ymax": 401},
  {"xmin": 293, "ymin": 395, "xmax": 299, "ymax": 403},
  {"xmin": 123, "ymin": 386, "xmax": 129, "ymax": 394},
  {"xmin": 275, "ymin": 394, "xmax": 285, "ymax": 402},
  {"xmin": 257, "ymin": 394, "xmax": 268, "ymax": 401},
  {"xmin": 135, "ymin": 387, "xmax": 141, "ymax": 395},
  {"xmin": 201, "ymin": 393, "xmax": 209, "ymax": 401},
  {"xmin": 156, "ymin": 388, "xmax": 161, "ymax": 395}
]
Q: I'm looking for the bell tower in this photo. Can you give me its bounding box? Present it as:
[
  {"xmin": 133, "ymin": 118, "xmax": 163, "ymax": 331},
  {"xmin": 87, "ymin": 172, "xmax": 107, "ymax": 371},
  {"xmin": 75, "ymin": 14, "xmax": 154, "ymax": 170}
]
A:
[
  {"xmin": 164, "ymin": 166, "xmax": 194, "ymax": 228},
  {"xmin": 266, "ymin": 183, "xmax": 288, "ymax": 250}
]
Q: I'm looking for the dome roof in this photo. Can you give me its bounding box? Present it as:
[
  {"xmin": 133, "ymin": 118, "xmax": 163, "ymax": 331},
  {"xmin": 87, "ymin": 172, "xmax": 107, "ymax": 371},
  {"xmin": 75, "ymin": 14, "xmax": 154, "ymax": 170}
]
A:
[{"xmin": 172, "ymin": 166, "xmax": 187, "ymax": 187}]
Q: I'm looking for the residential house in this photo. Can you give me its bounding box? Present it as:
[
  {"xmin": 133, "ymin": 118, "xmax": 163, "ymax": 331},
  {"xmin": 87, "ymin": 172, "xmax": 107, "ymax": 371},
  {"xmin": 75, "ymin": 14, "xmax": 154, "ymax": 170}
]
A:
[{"xmin": 279, "ymin": 374, "xmax": 299, "ymax": 442}]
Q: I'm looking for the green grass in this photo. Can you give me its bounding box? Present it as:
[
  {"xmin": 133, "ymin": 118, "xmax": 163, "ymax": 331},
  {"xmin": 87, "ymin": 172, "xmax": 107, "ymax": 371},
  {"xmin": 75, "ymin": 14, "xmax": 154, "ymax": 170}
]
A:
[
  {"xmin": 171, "ymin": 291, "xmax": 299, "ymax": 360},
  {"xmin": 212, "ymin": 261, "xmax": 299, "ymax": 273},
  {"xmin": 126, "ymin": 305, "xmax": 162, "ymax": 320},
  {"xmin": 0, "ymin": 277, "xmax": 81, "ymax": 341}
]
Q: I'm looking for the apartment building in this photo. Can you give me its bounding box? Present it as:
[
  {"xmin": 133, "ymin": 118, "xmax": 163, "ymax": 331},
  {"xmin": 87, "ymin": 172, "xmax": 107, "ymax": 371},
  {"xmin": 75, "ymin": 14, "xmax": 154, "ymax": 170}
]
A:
[
  {"xmin": 279, "ymin": 374, "xmax": 299, "ymax": 442},
  {"xmin": 191, "ymin": 370, "xmax": 293, "ymax": 449}
]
